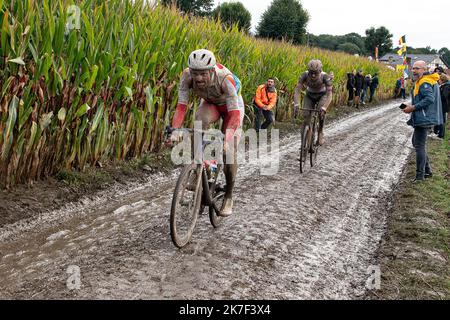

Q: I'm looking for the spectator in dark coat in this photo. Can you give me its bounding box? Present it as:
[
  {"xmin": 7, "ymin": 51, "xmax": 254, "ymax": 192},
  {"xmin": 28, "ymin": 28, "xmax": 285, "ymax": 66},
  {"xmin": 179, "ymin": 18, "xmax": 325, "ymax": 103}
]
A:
[
  {"xmin": 394, "ymin": 78, "xmax": 401, "ymax": 98},
  {"xmin": 434, "ymin": 73, "xmax": 450, "ymax": 138},
  {"xmin": 354, "ymin": 70, "xmax": 364, "ymax": 108},
  {"xmin": 369, "ymin": 73, "xmax": 379, "ymax": 103},
  {"xmin": 361, "ymin": 74, "xmax": 371, "ymax": 104},
  {"xmin": 434, "ymin": 66, "xmax": 445, "ymax": 75},
  {"xmin": 346, "ymin": 71, "xmax": 356, "ymax": 106}
]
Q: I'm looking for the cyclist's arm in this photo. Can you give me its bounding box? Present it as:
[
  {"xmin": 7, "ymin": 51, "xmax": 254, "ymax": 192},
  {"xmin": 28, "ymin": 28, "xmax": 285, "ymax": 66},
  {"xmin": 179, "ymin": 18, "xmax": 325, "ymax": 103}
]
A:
[
  {"xmin": 294, "ymin": 74, "xmax": 306, "ymax": 108},
  {"xmin": 318, "ymin": 85, "xmax": 333, "ymax": 111},
  {"xmin": 222, "ymin": 75, "xmax": 241, "ymax": 143},
  {"xmin": 318, "ymin": 75, "xmax": 333, "ymax": 112},
  {"xmin": 172, "ymin": 69, "xmax": 192, "ymax": 128},
  {"xmin": 294, "ymin": 79, "xmax": 305, "ymax": 108}
]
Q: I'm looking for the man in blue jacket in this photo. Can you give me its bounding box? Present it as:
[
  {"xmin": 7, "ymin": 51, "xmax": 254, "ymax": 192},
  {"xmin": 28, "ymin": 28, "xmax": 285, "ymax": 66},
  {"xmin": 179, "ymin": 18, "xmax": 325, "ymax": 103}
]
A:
[{"xmin": 402, "ymin": 61, "xmax": 441, "ymax": 182}]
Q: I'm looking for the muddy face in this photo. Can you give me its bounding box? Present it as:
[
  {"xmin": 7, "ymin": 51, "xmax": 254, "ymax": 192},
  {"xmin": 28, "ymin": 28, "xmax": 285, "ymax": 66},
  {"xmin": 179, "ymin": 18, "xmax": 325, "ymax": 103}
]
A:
[
  {"xmin": 191, "ymin": 69, "xmax": 211, "ymax": 89},
  {"xmin": 309, "ymin": 70, "xmax": 320, "ymax": 81}
]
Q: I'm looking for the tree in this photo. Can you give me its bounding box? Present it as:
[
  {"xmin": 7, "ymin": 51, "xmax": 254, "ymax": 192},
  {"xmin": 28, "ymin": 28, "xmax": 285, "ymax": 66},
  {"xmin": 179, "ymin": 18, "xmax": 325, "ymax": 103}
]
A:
[
  {"xmin": 308, "ymin": 33, "xmax": 365, "ymax": 54},
  {"xmin": 309, "ymin": 34, "xmax": 338, "ymax": 51},
  {"xmin": 161, "ymin": 0, "xmax": 213, "ymax": 17},
  {"xmin": 337, "ymin": 42, "xmax": 361, "ymax": 55},
  {"xmin": 257, "ymin": 0, "xmax": 309, "ymax": 45},
  {"xmin": 364, "ymin": 26, "xmax": 393, "ymax": 57},
  {"xmin": 212, "ymin": 2, "xmax": 252, "ymax": 32},
  {"xmin": 340, "ymin": 33, "xmax": 365, "ymax": 53}
]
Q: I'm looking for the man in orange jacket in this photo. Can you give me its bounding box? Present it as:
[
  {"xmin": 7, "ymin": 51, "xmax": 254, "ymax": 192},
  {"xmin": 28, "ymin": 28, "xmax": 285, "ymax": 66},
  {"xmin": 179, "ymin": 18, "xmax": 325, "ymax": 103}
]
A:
[{"xmin": 253, "ymin": 78, "xmax": 278, "ymax": 132}]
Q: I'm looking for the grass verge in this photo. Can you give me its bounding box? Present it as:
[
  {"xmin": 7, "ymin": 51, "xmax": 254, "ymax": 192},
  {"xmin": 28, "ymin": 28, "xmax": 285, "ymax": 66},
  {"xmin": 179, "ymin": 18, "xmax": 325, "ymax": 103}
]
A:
[{"xmin": 371, "ymin": 122, "xmax": 450, "ymax": 300}]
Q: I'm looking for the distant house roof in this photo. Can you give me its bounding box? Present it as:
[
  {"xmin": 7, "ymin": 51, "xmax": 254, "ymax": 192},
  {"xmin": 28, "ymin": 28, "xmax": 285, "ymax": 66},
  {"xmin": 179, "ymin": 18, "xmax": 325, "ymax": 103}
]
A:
[{"xmin": 379, "ymin": 53, "xmax": 449, "ymax": 68}]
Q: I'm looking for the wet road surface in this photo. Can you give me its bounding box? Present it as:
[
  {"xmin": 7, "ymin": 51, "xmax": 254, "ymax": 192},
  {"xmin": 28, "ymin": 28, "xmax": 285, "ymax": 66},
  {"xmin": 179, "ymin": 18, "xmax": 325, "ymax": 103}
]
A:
[{"xmin": 0, "ymin": 101, "xmax": 413, "ymax": 299}]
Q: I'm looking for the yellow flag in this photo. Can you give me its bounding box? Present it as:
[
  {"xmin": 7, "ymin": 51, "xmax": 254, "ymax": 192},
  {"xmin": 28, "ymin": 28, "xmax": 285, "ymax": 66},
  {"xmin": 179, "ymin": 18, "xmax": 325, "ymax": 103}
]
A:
[{"xmin": 397, "ymin": 44, "xmax": 407, "ymax": 56}]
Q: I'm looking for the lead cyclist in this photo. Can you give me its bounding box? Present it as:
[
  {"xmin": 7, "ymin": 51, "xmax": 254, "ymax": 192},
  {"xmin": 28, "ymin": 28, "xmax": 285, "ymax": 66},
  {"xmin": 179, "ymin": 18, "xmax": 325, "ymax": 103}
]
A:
[{"xmin": 167, "ymin": 49, "xmax": 244, "ymax": 217}]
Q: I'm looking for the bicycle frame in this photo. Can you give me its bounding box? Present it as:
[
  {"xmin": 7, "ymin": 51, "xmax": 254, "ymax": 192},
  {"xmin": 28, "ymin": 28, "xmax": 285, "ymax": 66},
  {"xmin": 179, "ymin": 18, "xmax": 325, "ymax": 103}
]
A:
[
  {"xmin": 201, "ymin": 168, "xmax": 222, "ymax": 214},
  {"xmin": 171, "ymin": 127, "xmax": 225, "ymax": 215},
  {"xmin": 168, "ymin": 127, "xmax": 226, "ymax": 247},
  {"xmin": 301, "ymin": 107, "xmax": 320, "ymax": 144},
  {"xmin": 299, "ymin": 106, "xmax": 322, "ymax": 173}
]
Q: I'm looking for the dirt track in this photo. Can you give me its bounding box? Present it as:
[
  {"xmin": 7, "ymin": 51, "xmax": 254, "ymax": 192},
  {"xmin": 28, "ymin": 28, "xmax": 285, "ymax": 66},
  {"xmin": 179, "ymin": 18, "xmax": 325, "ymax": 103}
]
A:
[{"xmin": 0, "ymin": 101, "xmax": 414, "ymax": 299}]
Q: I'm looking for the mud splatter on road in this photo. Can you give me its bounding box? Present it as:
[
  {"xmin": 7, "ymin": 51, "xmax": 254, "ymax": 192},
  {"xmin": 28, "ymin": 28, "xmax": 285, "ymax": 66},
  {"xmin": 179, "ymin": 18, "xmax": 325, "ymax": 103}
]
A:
[{"xmin": 0, "ymin": 101, "xmax": 413, "ymax": 299}]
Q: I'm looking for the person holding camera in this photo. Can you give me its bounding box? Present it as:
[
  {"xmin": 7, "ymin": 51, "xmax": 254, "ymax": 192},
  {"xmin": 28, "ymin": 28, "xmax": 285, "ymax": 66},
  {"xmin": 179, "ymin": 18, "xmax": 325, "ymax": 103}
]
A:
[{"xmin": 401, "ymin": 61, "xmax": 441, "ymax": 182}]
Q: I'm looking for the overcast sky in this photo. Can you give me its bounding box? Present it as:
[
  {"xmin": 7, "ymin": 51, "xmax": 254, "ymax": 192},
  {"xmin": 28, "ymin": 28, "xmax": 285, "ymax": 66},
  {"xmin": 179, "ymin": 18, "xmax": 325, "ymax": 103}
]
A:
[{"xmin": 215, "ymin": 0, "xmax": 449, "ymax": 50}]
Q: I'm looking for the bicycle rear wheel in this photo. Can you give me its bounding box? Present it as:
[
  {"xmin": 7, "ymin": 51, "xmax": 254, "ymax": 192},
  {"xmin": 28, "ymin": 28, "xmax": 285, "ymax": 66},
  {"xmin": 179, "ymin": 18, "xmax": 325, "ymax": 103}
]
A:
[
  {"xmin": 170, "ymin": 163, "xmax": 203, "ymax": 248},
  {"xmin": 299, "ymin": 126, "xmax": 309, "ymax": 173},
  {"xmin": 209, "ymin": 164, "xmax": 226, "ymax": 228},
  {"xmin": 310, "ymin": 117, "xmax": 319, "ymax": 167}
]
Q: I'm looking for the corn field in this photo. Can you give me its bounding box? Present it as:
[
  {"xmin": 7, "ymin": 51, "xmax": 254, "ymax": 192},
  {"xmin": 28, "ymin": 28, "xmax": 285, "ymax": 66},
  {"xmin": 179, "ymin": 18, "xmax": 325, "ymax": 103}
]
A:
[{"xmin": 0, "ymin": 0, "xmax": 399, "ymax": 188}]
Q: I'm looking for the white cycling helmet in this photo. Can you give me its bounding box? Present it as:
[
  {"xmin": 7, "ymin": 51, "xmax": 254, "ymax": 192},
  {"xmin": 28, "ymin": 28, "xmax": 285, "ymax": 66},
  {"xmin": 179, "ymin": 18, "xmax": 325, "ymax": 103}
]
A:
[{"xmin": 188, "ymin": 49, "xmax": 216, "ymax": 70}]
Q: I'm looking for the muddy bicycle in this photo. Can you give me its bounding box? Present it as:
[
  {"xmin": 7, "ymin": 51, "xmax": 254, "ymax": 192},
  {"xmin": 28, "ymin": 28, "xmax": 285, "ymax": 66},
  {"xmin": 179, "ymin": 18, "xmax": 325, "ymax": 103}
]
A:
[
  {"xmin": 165, "ymin": 127, "xmax": 227, "ymax": 248},
  {"xmin": 299, "ymin": 108, "xmax": 321, "ymax": 173}
]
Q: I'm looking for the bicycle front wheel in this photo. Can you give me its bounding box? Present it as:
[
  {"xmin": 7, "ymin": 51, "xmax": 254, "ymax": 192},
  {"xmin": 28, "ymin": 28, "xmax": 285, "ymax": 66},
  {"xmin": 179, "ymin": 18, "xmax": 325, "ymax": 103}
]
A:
[
  {"xmin": 209, "ymin": 164, "xmax": 226, "ymax": 228},
  {"xmin": 299, "ymin": 126, "xmax": 309, "ymax": 173},
  {"xmin": 310, "ymin": 117, "xmax": 319, "ymax": 167},
  {"xmin": 170, "ymin": 163, "xmax": 203, "ymax": 248}
]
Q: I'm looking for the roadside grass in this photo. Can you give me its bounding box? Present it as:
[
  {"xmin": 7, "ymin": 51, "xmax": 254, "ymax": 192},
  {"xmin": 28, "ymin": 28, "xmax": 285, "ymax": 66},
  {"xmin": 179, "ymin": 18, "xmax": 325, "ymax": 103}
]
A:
[
  {"xmin": 54, "ymin": 150, "xmax": 174, "ymax": 187},
  {"xmin": 373, "ymin": 123, "xmax": 450, "ymax": 300}
]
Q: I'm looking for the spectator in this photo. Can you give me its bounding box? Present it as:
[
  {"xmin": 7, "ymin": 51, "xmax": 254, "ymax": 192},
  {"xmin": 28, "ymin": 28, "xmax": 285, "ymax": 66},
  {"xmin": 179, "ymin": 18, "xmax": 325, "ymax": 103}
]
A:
[
  {"xmin": 434, "ymin": 66, "xmax": 445, "ymax": 75},
  {"xmin": 354, "ymin": 70, "xmax": 364, "ymax": 108},
  {"xmin": 433, "ymin": 73, "xmax": 450, "ymax": 139},
  {"xmin": 346, "ymin": 71, "xmax": 355, "ymax": 106},
  {"xmin": 361, "ymin": 74, "xmax": 371, "ymax": 105},
  {"xmin": 394, "ymin": 78, "xmax": 401, "ymax": 98},
  {"xmin": 369, "ymin": 73, "xmax": 379, "ymax": 103},
  {"xmin": 402, "ymin": 60, "xmax": 441, "ymax": 182},
  {"xmin": 400, "ymin": 76, "xmax": 406, "ymax": 99},
  {"xmin": 253, "ymin": 78, "xmax": 277, "ymax": 132}
]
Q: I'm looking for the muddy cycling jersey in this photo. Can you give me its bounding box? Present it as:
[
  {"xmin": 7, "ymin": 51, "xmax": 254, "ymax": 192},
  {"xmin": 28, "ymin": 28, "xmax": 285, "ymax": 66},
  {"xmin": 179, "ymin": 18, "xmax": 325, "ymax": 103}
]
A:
[
  {"xmin": 295, "ymin": 71, "xmax": 333, "ymax": 111},
  {"xmin": 172, "ymin": 64, "xmax": 244, "ymax": 143},
  {"xmin": 298, "ymin": 71, "xmax": 332, "ymax": 93}
]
